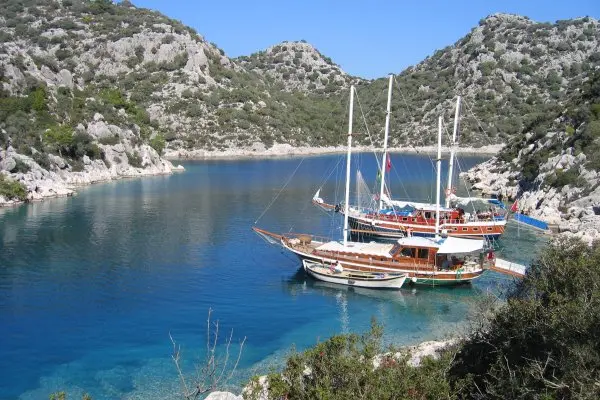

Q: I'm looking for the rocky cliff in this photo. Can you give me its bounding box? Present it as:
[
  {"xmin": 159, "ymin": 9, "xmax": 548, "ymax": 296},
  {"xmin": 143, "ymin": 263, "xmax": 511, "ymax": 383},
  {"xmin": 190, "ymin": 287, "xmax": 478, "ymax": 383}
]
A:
[{"xmin": 462, "ymin": 69, "xmax": 600, "ymax": 243}]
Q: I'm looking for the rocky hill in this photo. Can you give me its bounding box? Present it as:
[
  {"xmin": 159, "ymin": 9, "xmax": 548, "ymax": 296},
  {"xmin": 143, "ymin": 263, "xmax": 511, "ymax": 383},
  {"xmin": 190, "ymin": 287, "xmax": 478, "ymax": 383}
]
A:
[
  {"xmin": 462, "ymin": 68, "xmax": 600, "ymax": 243},
  {"xmin": 1, "ymin": 1, "xmax": 599, "ymax": 206},
  {"xmin": 362, "ymin": 13, "xmax": 600, "ymax": 147},
  {"xmin": 235, "ymin": 40, "xmax": 359, "ymax": 93}
]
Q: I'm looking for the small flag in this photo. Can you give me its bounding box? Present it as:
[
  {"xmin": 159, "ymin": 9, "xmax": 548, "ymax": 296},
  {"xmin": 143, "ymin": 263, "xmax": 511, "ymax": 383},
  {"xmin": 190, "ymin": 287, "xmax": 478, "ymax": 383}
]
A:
[
  {"xmin": 510, "ymin": 200, "xmax": 518, "ymax": 213},
  {"xmin": 376, "ymin": 171, "xmax": 381, "ymax": 182},
  {"xmin": 386, "ymin": 154, "xmax": 392, "ymax": 172}
]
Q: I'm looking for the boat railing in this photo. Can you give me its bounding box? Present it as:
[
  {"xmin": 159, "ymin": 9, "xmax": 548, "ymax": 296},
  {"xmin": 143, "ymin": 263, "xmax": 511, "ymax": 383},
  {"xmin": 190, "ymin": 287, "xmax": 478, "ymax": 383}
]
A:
[{"xmin": 281, "ymin": 232, "xmax": 332, "ymax": 245}]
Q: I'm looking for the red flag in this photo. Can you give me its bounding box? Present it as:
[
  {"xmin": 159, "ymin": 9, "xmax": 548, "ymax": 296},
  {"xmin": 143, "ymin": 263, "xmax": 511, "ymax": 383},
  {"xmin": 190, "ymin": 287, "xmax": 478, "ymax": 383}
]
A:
[
  {"xmin": 386, "ymin": 154, "xmax": 391, "ymax": 172},
  {"xmin": 510, "ymin": 200, "xmax": 518, "ymax": 213}
]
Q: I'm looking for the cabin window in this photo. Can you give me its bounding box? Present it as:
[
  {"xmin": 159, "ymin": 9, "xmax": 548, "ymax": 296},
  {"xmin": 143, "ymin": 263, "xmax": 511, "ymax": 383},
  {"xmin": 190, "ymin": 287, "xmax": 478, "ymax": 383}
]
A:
[
  {"xmin": 400, "ymin": 247, "xmax": 416, "ymax": 258},
  {"xmin": 424, "ymin": 212, "xmax": 431, "ymax": 219},
  {"xmin": 417, "ymin": 248, "xmax": 429, "ymax": 259},
  {"xmin": 412, "ymin": 218, "xmax": 417, "ymax": 222},
  {"xmin": 452, "ymin": 227, "xmax": 458, "ymax": 231},
  {"xmin": 473, "ymin": 227, "xmax": 479, "ymax": 231},
  {"xmin": 462, "ymin": 227, "xmax": 468, "ymax": 232},
  {"xmin": 486, "ymin": 227, "xmax": 493, "ymax": 231},
  {"xmin": 402, "ymin": 217, "xmax": 407, "ymax": 222}
]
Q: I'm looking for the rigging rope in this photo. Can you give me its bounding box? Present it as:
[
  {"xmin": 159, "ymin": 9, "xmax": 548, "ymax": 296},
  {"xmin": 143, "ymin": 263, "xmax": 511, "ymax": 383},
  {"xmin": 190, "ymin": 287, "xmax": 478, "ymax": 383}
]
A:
[{"xmin": 254, "ymin": 157, "xmax": 305, "ymax": 225}]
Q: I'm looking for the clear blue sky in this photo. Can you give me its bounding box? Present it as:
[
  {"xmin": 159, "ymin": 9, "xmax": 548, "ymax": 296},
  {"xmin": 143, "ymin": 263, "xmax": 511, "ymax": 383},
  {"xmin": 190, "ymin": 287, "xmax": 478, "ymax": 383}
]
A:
[{"xmin": 131, "ymin": 0, "xmax": 599, "ymax": 79}]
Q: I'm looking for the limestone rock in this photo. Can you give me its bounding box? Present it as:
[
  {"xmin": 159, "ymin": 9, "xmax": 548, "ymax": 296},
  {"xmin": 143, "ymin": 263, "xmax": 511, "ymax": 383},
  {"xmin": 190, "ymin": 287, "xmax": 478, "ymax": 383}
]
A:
[
  {"xmin": 205, "ymin": 392, "xmax": 243, "ymax": 400},
  {"xmin": 87, "ymin": 120, "xmax": 114, "ymax": 139},
  {"xmin": 0, "ymin": 156, "xmax": 16, "ymax": 172}
]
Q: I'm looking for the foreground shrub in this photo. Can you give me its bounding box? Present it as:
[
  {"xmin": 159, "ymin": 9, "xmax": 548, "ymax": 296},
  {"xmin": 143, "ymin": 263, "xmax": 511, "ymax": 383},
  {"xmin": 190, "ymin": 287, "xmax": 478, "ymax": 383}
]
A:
[
  {"xmin": 246, "ymin": 321, "xmax": 454, "ymax": 400},
  {"xmin": 0, "ymin": 174, "xmax": 27, "ymax": 201},
  {"xmin": 449, "ymin": 237, "xmax": 600, "ymax": 399}
]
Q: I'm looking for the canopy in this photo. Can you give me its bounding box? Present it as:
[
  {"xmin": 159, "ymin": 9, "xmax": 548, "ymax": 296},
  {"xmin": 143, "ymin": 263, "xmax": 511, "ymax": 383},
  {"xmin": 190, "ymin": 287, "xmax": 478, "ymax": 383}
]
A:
[
  {"xmin": 380, "ymin": 194, "xmax": 453, "ymax": 212},
  {"xmin": 448, "ymin": 194, "xmax": 506, "ymax": 209},
  {"xmin": 436, "ymin": 236, "xmax": 485, "ymax": 254}
]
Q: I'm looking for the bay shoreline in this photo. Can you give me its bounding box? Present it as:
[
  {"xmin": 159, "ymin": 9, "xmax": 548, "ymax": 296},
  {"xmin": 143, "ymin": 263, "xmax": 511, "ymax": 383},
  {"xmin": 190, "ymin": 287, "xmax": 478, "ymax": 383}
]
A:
[{"xmin": 164, "ymin": 144, "xmax": 503, "ymax": 160}]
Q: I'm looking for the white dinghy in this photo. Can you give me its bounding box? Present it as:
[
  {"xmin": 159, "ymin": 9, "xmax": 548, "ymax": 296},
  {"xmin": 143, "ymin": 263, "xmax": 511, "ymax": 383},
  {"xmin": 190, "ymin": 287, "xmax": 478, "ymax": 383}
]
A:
[{"xmin": 302, "ymin": 260, "xmax": 407, "ymax": 289}]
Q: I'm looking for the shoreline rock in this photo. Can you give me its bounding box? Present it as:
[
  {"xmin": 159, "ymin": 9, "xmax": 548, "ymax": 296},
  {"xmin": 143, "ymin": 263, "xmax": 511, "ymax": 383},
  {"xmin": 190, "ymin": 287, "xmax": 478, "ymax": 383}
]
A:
[
  {"xmin": 461, "ymin": 156, "xmax": 600, "ymax": 244},
  {"xmin": 164, "ymin": 143, "xmax": 504, "ymax": 160},
  {"xmin": 0, "ymin": 143, "xmax": 175, "ymax": 208}
]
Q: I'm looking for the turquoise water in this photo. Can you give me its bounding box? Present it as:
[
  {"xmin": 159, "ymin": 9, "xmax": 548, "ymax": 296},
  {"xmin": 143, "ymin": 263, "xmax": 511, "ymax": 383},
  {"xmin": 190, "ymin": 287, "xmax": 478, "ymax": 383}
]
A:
[{"xmin": 0, "ymin": 154, "xmax": 546, "ymax": 399}]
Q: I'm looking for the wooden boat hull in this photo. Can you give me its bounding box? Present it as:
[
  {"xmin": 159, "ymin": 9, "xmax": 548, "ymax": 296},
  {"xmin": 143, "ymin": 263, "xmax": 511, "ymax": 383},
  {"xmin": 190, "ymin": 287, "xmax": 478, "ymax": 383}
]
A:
[
  {"xmin": 348, "ymin": 214, "xmax": 505, "ymax": 240},
  {"xmin": 302, "ymin": 260, "xmax": 406, "ymax": 289},
  {"xmin": 252, "ymin": 227, "xmax": 486, "ymax": 286}
]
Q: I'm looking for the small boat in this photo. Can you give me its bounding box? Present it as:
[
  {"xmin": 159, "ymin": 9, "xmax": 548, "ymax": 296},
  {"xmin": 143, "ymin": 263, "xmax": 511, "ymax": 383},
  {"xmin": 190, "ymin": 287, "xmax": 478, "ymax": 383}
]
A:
[{"xmin": 302, "ymin": 260, "xmax": 407, "ymax": 289}]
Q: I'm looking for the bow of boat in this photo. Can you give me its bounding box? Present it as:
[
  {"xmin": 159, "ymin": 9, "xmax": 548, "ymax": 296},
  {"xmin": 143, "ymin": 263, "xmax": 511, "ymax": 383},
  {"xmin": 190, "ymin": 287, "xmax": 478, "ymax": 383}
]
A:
[{"xmin": 252, "ymin": 226, "xmax": 284, "ymax": 245}]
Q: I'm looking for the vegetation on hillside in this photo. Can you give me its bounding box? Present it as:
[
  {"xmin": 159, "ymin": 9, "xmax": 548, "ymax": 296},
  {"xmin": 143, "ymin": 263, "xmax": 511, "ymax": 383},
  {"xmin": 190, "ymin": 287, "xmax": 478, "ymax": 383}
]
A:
[
  {"xmin": 2, "ymin": 2, "xmax": 598, "ymax": 153},
  {"xmin": 496, "ymin": 68, "xmax": 600, "ymax": 194},
  {"xmin": 0, "ymin": 173, "xmax": 27, "ymax": 201}
]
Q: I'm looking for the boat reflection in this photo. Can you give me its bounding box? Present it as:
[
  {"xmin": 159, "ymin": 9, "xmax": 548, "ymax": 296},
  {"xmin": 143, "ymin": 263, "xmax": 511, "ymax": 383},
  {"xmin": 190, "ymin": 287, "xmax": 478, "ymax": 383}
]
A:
[{"xmin": 282, "ymin": 264, "xmax": 484, "ymax": 307}]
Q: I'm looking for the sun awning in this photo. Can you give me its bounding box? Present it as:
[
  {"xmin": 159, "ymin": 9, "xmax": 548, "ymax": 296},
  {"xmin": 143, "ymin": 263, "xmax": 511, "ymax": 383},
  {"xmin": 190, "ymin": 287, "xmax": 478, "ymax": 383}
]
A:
[{"xmin": 436, "ymin": 236, "xmax": 484, "ymax": 254}]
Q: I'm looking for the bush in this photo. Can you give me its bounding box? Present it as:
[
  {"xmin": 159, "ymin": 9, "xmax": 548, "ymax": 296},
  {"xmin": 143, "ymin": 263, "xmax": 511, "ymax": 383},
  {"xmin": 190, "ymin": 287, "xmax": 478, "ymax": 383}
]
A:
[
  {"xmin": 0, "ymin": 174, "xmax": 27, "ymax": 201},
  {"xmin": 149, "ymin": 134, "xmax": 165, "ymax": 154},
  {"xmin": 98, "ymin": 135, "xmax": 120, "ymax": 145},
  {"xmin": 126, "ymin": 151, "xmax": 143, "ymax": 167},
  {"xmin": 10, "ymin": 158, "xmax": 30, "ymax": 174},
  {"xmin": 32, "ymin": 152, "xmax": 51, "ymax": 170},
  {"xmin": 449, "ymin": 238, "xmax": 600, "ymax": 399},
  {"xmin": 246, "ymin": 320, "xmax": 453, "ymax": 400}
]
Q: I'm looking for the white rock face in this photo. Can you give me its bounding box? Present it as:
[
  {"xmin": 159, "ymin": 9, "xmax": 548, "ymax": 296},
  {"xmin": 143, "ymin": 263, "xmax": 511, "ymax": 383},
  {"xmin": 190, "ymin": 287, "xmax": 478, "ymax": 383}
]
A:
[
  {"xmin": 205, "ymin": 392, "xmax": 243, "ymax": 400},
  {"xmin": 1, "ymin": 130, "xmax": 175, "ymax": 207},
  {"xmin": 462, "ymin": 149, "xmax": 600, "ymax": 244}
]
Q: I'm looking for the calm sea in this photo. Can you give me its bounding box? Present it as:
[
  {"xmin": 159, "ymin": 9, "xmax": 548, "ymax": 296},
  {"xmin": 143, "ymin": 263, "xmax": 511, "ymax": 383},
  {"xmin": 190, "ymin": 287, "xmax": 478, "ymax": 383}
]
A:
[{"xmin": 0, "ymin": 153, "xmax": 546, "ymax": 399}]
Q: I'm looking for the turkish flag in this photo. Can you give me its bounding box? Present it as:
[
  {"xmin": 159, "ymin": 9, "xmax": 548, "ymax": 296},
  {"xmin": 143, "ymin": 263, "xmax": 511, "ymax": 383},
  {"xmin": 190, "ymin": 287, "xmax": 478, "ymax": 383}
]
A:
[
  {"xmin": 386, "ymin": 154, "xmax": 391, "ymax": 172},
  {"xmin": 510, "ymin": 200, "xmax": 518, "ymax": 213}
]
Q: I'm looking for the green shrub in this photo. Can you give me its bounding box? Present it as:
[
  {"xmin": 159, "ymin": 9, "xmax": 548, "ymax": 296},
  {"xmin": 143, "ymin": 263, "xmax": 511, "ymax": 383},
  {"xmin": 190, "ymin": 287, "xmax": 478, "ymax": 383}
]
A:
[
  {"xmin": 149, "ymin": 134, "xmax": 165, "ymax": 154},
  {"xmin": 246, "ymin": 320, "xmax": 453, "ymax": 400},
  {"xmin": 0, "ymin": 174, "xmax": 27, "ymax": 201},
  {"xmin": 44, "ymin": 125, "xmax": 73, "ymax": 156},
  {"xmin": 10, "ymin": 158, "xmax": 30, "ymax": 174},
  {"xmin": 32, "ymin": 152, "xmax": 51, "ymax": 170},
  {"xmin": 449, "ymin": 238, "xmax": 600, "ymax": 399},
  {"xmin": 126, "ymin": 151, "xmax": 143, "ymax": 167},
  {"xmin": 98, "ymin": 135, "xmax": 120, "ymax": 145}
]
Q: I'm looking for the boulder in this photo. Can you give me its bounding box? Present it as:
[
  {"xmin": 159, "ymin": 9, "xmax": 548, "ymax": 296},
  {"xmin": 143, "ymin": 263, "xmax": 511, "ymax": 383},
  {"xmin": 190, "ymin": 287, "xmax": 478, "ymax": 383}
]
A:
[
  {"xmin": 87, "ymin": 120, "xmax": 113, "ymax": 139},
  {"xmin": 48, "ymin": 154, "xmax": 67, "ymax": 170},
  {"xmin": 58, "ymin": 69, "xmax": 74, "ymax": 89},
  {"xmin": 0, "ymin": 156, "xmax": 16, "ymax": 172},
  {"xmin": 205, "ymin": 392, "xmax": 243, "ymax": 400}
]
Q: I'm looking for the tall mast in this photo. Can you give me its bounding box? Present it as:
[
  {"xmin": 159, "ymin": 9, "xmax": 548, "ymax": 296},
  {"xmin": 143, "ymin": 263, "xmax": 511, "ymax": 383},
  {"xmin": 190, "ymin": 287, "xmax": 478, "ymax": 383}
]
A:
[
  {"xmin": 378, "ymin": 74, "xmax": 394, "ymax": 210},
  {"xmin": 445, "ymin": 96, "xmax": 461, "ymax": 207},
  {"xmin": 343, "ymin": 85, "xmax": 355, "ymax": 247},
  {"xmin": 435, "ymin": 115, "xmax": 442, "ymax": 237}
]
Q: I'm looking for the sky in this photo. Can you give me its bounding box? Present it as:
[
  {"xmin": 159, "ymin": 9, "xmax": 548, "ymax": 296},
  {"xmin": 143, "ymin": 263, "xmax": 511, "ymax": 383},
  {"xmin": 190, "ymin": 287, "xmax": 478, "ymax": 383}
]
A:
[{"xmin": 132, "ymin": 0, "xmax": 599, "ymax": 79}]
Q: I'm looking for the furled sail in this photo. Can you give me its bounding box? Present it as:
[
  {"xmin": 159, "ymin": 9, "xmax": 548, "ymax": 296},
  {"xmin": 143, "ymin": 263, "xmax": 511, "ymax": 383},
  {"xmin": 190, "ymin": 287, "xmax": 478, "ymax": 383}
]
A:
[{"xmin": 355, "ymin": 170, "xmax": 376, "ymax": 211}]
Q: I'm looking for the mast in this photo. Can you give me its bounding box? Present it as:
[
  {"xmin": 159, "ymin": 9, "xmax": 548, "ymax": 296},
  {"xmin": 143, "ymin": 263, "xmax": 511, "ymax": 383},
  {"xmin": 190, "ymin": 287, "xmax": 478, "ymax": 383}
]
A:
[
  {"xmin": 435, "ymin": 116, "xmax": 442, "ymax": 237},
  {"xmin": 343, "ymin": 85, "xmax": 355, "ymax": 247},
  {"xmin": 378, "ymin": 74, "xmax": 394, "ymax": 211},
  {"xmin": 445, "ymin": 96, "xmax": 461, "ymax": 208}
]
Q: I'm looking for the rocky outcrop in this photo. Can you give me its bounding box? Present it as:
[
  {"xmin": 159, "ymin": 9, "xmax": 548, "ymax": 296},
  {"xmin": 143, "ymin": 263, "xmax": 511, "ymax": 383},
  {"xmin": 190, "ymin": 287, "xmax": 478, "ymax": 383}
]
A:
[
  {"xmin": 235, "ymin": 41, "xmax": 359, "ymax": 93},
  {"xmin": 462, "ymin": 154, "xmax": 600, "ymax": 244},
  {"xmin": 205, "ymin": 392, "xmax": 243, "ymax": 400},
  {"xmin": 0, "ymin": 129, "xmax": 175, "ymax": 208}
]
